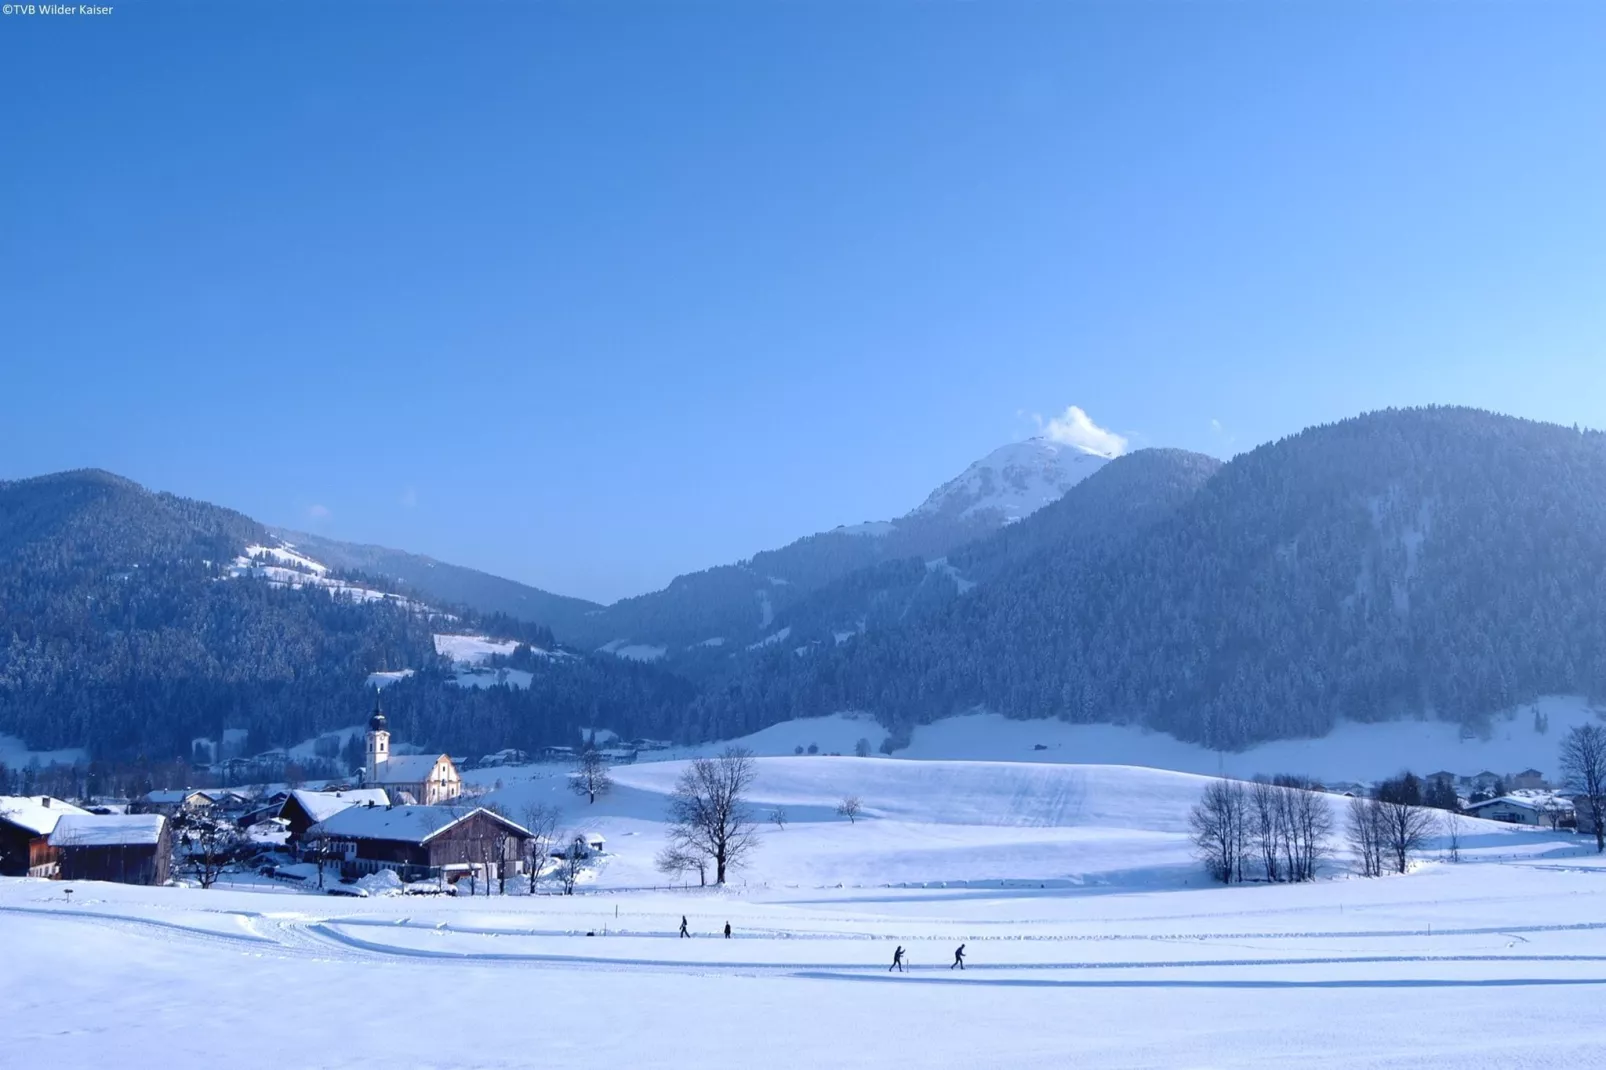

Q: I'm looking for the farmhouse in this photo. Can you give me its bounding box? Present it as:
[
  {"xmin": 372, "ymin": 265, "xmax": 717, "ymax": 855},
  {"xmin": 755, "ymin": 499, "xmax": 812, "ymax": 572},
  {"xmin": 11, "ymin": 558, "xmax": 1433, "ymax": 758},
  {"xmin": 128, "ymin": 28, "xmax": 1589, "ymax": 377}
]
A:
[
  {"xmin": 305, "ymin": 804, "xmax": 531, "ymax": 883},
  {"xmin": 1463, "ymin": 796, "xmax": 1568, "ymax": 827},
  {"xmin": 1509, "ymin": 768, "xmax": 1549, "ymax": 791},
  {"xmin": 277, "ymin": 788, "xmax": 390, "ymax": 839},
  {"xmin": 361, "ymin": 696, "xmax": 461, "ymax": 805},
  {"xmin": 0, "ymin": 796, "xmax": 91, "ymax": 877},
  {"xmin": 50, "ymin": 814, "xmax": 172, "ymax": 885},
  {"xmin": 133, "ymin": 789, "xmax": 216, "ymax": 816}
]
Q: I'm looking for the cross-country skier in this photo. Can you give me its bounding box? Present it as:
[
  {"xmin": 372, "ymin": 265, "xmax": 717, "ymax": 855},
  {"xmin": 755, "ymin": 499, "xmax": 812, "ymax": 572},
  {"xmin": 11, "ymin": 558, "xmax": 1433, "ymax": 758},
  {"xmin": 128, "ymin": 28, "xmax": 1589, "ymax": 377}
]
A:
[
  {"xmin": 950, "ymin": 944, "xmax": 966, "ymax": 970},
  {"xmin": 890, "ymin": 946, "xmax": 906, "ymax": 972}
]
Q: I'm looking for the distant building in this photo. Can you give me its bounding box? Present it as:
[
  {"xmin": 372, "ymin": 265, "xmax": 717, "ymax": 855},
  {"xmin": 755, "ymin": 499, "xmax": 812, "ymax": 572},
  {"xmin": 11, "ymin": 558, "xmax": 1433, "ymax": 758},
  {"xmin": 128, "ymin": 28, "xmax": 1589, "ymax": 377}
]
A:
[
  {"xmin": 132, "ymin": 789, "xmax": 216, "ymax": 817},
  {"xmin": 0, "ymin": 796, "xmax": 91, "ymax": 877},
  {"xmin": 360, "ymin": 693, "xmax": 461, "ymax": 805},
  {"xmin": 277, "ymin": 788, "xmax": 390, "ymax": 839},
  {"xmin": 1509, "ymin": 768, "xmax": 1549, "ymax": 791},
  {"xmin": 50, "ymin": 814, "xmax": 172, "ymax": 885},
  {"xmin": 305, "ymin": 804, "xmax": 531, "ymax": 884},
  {"xmin": 1463, "ymin": 795, "xmax": 1569, "ymax": 827},
  {"xmin": 478, "ymin": 748, "xmax": 529, "ymax": 769}
]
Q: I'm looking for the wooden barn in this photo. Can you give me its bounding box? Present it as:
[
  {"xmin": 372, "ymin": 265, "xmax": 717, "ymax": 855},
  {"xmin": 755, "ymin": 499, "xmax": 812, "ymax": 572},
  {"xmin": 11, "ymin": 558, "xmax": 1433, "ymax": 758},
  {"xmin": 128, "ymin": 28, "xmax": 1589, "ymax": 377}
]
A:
[
  {"xmin": 306, "ymin": 804, "xmax": 531, "ymax": 883},
  {"xmin": 0, "ymin": 796, "xmax": 91, "ymax": 878},
  {"xmin": 50, "ymin": 814, "xmax": 172, "ymax": 885}
]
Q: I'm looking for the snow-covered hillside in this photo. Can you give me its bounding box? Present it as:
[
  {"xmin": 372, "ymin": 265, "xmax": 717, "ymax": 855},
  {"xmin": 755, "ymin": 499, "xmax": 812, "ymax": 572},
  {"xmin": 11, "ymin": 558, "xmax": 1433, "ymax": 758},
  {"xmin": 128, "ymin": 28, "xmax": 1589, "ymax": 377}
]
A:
[
  {"xmin": 909, "ymin": 437, "xmax": 1109, "ymax": 525},
  {"xmin": 226, "ymin": 541, "xmax": 428, "ymax": 610}
]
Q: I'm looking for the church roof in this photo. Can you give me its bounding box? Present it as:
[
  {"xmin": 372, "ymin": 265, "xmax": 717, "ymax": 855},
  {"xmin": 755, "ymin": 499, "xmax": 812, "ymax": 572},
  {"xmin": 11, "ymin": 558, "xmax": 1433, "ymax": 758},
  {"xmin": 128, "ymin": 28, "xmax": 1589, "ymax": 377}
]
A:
[{"xmin": 369, "ymin": 754, "xmax": 449, "ymax": 784}]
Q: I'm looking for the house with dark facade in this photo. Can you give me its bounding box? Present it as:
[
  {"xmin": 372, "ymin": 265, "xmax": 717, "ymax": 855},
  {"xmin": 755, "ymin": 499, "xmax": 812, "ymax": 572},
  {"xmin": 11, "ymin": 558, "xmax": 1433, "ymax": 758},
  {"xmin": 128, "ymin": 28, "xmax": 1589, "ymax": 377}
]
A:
[
  {"xmin": 0, "ymin": 796, "xmax": 91, "ymax": 877},
  {"xmin": 305, "ymin": 804, "xmax": 531, "ymax": 883},
  {"xmin": 50, "ymin": 814, "xmax": 172, "ymax": 885}
]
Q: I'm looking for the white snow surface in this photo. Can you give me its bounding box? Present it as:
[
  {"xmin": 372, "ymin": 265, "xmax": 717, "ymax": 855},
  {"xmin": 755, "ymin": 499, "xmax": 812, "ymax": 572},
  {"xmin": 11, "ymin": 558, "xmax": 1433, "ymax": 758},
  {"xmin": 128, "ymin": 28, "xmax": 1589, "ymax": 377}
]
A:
[
  {"xmin": 6, "ymin": 753, "xmax": 1603, "ymax": 1069},
  {"xmin": 365, "ymin": 669, "xmax": 415, "ymax": 690},
  {"xmin": 433, "ymin": 634, "xmax": 520, "ymax": 665},
  {"xmin": 911, "ymin": 436, "xmax": 1108, "ymax": 523},
  {"xmin": 0, "ymin": 735, "xmax": 88, "ymax": 768},
  {"xmin": 895, "ymin": 696, "xmax": 1601, "ymax": 785}
]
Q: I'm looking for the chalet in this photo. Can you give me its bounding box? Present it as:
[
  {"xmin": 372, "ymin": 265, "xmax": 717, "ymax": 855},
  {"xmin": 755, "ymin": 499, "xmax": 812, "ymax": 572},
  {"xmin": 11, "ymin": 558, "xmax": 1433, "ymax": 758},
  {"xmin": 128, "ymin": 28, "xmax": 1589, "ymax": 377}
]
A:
[
  {"xmin": 50, "ymin": 814, "xmax": 172, "ymax": 885},
  {"xmin": 541, "ymin": 745, "xmax": 576, "ymax": 762},
  {"xmin": 1468, "ymin": 771, "xmax": 1503, "ymax": 795},
  {"xmin": 133, "ymin": 789, "xmax": 216, "ymax": 816},
  {"xmin": 237, "ymin": 791, "xmax": 293, "ymax": 829},
  {"xmin": 478, "ymin": 748, "xmax": 529, "ymax": 768},
  {"xmin": 360, "ymin": 696, "xmax": 462, "ymax": 805},
  {"xmin": 1426, "ymin": 771, "xmax": 1458, "ymax": 792},
  {"xmin": 305, "ymin": 804, "xmax": 531, "ymax": 883},
  {"xmin": 0, "ymin": 796, "xmax": 91, "ymax": 877},
  {"xmin": 1509, "ymin": 768, "xmax": 1550, "ymax": 791},
  {"xmin": 277, "ymin": 788, "xmax": 389, "ymax": 839},
  {"xmin": 1463, "ymin": 795, "xmax": 1569, "ymax": 827}
]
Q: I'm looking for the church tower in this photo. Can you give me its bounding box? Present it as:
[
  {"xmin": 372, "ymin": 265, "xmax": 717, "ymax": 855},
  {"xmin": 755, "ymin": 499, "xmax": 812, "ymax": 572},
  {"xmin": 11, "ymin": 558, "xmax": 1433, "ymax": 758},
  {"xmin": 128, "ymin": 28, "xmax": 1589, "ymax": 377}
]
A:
[{"xmin": 365, "ymin": 689, "xmax": 390, "ymax": 784}]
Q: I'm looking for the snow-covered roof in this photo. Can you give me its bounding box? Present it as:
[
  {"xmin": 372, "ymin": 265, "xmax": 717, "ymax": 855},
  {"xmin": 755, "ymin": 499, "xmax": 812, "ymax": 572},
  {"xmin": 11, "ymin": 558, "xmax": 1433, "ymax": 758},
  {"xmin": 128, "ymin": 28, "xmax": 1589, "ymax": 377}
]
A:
[
  {"xmin": 1466, "ymin": 795, "xmax": 1570, "ymax": 814},
  {"xmin": 49, "ymin": 813, "xmax": 167, "ymax": 847},
  {"xmin": 307, "ymin": 805, "xmax": 528, "ymax": 845},
  {"xmin": 0, "ymin": 796, "xmax": 90, "ymax": 837},
  {"xmin": 286, "ymin": 788, "xmax": 390, "ymax": 824},
  {"xmin": 369, "ymin": 755, "xmax": 449, "ymax": 784},
  {"xmin": 140, "ymin": 789, "xmax": 212, "ymax": 805}
]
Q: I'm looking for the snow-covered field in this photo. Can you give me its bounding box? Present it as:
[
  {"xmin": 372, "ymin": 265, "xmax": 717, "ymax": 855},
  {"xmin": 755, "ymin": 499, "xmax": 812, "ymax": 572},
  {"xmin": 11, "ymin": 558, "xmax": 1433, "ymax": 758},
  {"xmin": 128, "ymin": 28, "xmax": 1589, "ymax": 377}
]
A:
[{"xmin": 6, "ymin": 757, "xmax": 1605, "ymax": 1069}]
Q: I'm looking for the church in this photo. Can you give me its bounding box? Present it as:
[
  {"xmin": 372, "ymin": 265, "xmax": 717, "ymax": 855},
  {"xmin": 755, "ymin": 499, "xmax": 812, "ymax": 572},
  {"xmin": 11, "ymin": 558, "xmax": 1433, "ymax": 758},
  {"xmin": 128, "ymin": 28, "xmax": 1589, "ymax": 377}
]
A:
[{"xmin": 360, "ymin": 693, "xmax": 462, "ymax": 805}]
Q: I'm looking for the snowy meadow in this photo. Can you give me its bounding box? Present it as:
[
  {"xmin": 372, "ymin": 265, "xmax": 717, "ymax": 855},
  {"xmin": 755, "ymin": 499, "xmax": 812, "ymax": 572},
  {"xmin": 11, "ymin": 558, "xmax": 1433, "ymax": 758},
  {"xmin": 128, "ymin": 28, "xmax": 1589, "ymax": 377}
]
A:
[{"xmin": 6, "ymin": 751, "xmax": 1606, "ymax": 1069}]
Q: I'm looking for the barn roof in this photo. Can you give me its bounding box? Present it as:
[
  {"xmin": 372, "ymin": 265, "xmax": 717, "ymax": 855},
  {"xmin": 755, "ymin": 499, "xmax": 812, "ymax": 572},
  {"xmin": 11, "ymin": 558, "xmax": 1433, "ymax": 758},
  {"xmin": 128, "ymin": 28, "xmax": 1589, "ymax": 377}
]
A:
[
  {"xmin": 286, "ymin": 788, "xmax": 390, "ymax": 824},
  {"xmin": 50, "ymin": 813, "xmax": 167, "ymax": 847},
  {"xmin": 0, "ymin": 796, "xmax": 90, "ymax": 837},
  {"xmin": 308, "ymin": 805, "xmax": 528, "ymax": 845},
  {"xmin": 368, "ymin": 755, "xmax": 449, "ymax": 784}
]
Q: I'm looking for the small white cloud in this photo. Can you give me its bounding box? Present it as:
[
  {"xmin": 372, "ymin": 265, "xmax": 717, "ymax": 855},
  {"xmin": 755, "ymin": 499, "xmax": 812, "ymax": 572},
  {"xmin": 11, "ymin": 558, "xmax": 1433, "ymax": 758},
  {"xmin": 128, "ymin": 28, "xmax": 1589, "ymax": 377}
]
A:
[
  {"xmin": 400, "ymin": 487, "xmax": 418, "ymax": 509},
  {"xmin": 1209, "ymin": 418, "xmax": 1238, "ymax": 451},
  {"xmin": 1034, "ymin": 405, "xmax": 1128, "ymax": 458},
  {"xmin": 307, "ymin": 504, "xmax": 332, "ymax": 520}
]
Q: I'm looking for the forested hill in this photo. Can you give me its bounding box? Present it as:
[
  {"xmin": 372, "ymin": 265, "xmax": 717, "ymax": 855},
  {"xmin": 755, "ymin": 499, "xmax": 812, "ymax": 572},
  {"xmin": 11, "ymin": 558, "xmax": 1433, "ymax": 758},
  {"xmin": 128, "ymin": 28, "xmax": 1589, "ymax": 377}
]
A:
[
  {"xmin": 684, "ymin": 408, "xmax": 1606, "ymax": 749},
  {"xmin": 0, "ymin": 470, "xmax": 690, "ymax": 763}
]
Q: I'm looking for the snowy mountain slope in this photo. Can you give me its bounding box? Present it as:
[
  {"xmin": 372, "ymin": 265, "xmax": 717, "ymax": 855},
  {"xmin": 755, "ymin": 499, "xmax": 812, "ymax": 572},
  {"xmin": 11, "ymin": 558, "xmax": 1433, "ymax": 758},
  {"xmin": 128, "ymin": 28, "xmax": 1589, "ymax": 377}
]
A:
[
  {"xmin": 270, "ymin": 527, "xmax": 602, "ymax": 635},
  {"xmin": 910, "ymin": 437, "xmax": 1109, "ymax": 526},
  {"xmin": 576, "ymin": 437, "xmax": 1137, "ymax": 657}
]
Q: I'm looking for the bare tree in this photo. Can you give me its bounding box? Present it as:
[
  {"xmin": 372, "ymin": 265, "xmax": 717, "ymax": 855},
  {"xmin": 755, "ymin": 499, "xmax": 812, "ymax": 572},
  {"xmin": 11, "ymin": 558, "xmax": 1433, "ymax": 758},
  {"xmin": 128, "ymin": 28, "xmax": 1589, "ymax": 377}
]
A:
[
  {"xmin": 769, "ymin": 806, "xmax": 788, "ymax": 831},
  {"xmin": 1561, "ymin": 724, "xmax": 1606, "ymax": 853},
  {"xmin": 520, "ymin": 803, "xmax": 560, "ymax": 894},
  {"xmin": 666, "ymin": 747, "xmax": 758, "ymax": 885},
  {"xmin": 1189, "ymin": 779, "xmax": 1249, "ymax": 884},
  {"xmin": 555, "ymin": 833, "xmax": 587, "ymax": 895},
  {"xmin": 1280, "ymin": 781, "xmax": 1334, "ymax": 882},
  {"xmin": 654, "ymin": 844, "xmax": 705, "ymax": 887},
  {"xmin": 570, "ymin": 751, "xmax": 613, "ymax": 805},
  {"xmin": 1441, "ymin": 809, "xmax": 1464, "ymax": 863},
  {"xmin": 1347, "ymin": 795, "xmax": 1386, "ymax": 878},
  {"xmin": 1376, "ymin": 796, "xmax": 1435, "ymax": 874},
  {"xmin": 1249, "ymin": 779, "xmax": 1285, "ymax": 882},
  {"xmin": 175, "ymin": 811, "xmax": 243, "ymax": 889},
  {"xmin": 837, "ymin": 796, "xmax": 863, "ymax": 825}
]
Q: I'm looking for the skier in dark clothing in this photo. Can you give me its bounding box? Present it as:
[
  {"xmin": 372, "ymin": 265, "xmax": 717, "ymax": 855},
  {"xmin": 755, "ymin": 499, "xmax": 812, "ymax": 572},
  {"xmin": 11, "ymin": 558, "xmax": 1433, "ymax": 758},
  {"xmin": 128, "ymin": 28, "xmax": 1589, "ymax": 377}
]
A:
[
  {"xmin": 724, "ymin": 921, "xmax": 732, "ymax": 939},
  {"xmin": 950, "ymin": 944, "xmax": 966, "ymax": 970},
  {"xmin": 679, "ymin": 916, "xmax": 689, "ymax": 938},
  {"xmin": 890, "ymin": 946, "xmax": 906, "ymax": 972}
]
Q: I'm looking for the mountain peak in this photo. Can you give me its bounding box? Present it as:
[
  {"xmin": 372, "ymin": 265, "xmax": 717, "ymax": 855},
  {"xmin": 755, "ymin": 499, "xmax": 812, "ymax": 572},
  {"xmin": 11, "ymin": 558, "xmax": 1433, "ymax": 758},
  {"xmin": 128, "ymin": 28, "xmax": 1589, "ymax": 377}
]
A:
[{"xmin": 909, "ymin": 437, "xmax": 1111, "ymax": 525}]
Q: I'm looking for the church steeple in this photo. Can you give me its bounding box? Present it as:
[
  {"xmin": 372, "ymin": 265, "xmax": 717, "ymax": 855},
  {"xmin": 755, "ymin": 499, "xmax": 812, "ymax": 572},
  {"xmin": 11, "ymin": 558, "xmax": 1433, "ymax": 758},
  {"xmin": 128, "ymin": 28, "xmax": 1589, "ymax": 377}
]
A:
[{"xmin": 364, "ymin": 687, "xmax": 390, "ymax": 784}]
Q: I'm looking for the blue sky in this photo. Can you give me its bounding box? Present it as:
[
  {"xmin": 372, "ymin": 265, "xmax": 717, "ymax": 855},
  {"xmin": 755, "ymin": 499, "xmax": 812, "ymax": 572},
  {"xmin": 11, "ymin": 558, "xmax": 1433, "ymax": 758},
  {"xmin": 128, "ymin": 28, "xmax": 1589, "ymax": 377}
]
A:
[{"xmin": 4, "ymin": 3, "xmax": 1604, "ymax": 603}]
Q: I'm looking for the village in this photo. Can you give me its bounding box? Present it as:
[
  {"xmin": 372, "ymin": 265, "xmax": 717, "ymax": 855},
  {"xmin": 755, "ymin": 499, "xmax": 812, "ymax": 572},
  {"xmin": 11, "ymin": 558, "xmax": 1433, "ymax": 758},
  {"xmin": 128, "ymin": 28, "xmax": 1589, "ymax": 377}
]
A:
[
  {"xmin": 0, "ymin": 697, "xmax": 631, "ymax": 895},
  {"xmin": 0, "ymin": 690, "xmax": 1599, "ymax": 895}
]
